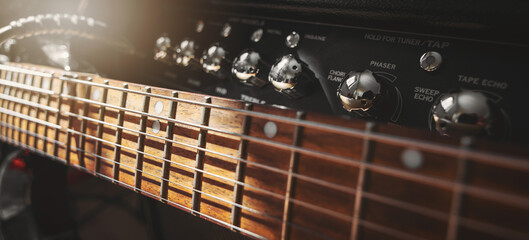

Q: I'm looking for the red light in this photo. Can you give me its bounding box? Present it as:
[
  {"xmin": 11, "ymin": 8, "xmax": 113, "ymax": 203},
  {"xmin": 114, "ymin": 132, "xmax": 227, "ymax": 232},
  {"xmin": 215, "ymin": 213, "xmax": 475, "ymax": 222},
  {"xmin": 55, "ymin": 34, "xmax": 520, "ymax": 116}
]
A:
[{"xmin": 10, "ymin": 157, "xmax": 27, "ymax": 171}]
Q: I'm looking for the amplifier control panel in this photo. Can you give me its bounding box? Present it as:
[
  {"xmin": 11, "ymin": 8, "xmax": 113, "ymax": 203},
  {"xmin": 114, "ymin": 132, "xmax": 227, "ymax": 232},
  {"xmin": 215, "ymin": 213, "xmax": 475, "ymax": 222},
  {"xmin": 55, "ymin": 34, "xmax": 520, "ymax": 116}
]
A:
[{"xmin": 149, "ymin": 12, "xmax": 529, "ymax": 144}]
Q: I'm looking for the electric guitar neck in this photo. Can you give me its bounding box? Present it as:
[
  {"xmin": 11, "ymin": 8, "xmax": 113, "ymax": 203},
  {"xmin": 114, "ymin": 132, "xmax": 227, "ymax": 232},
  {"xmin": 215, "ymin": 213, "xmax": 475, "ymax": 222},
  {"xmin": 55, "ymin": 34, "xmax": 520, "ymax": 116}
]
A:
[{"xmin": 1, "ymin": 63, "xmax": 528, "ymax": 240}]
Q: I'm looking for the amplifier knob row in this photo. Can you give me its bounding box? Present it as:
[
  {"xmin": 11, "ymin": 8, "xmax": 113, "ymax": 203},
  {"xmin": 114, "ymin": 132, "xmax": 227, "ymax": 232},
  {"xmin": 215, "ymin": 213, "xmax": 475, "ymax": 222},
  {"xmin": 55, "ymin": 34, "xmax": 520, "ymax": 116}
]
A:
[{"xmin": 152, "ymin": 35, "xmax": 507, "ymax": 140}]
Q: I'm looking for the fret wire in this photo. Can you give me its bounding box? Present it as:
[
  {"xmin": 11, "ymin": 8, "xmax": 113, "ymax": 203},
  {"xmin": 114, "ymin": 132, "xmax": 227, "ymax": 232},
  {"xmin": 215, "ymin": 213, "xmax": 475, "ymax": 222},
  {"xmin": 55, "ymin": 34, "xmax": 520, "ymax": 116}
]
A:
[
  {"xmin": 112, "ymin": 83, "xmax": 129, "ymax": 183},
  {"xmin": 191, "ymin": 97, "xmax": 212, "ymax": 213},
  {"xmin": 77, "ymin": 77, "xmax": 93, "ymax": 167},
  {"xmin": 281, "ymin": 111, "xmax": 305, "ymax": 240},
  {"xmin": 159, "ymin": 91, "xmax": 179, "ymax": 203},
  {"xmin": 134, "ymin": 87, "xmax": 152, "ymax": 191},
  {"xmin": 446, "ymin": 137, "xmax": 472, "ymax": 240},
  {"xmin": 5, "ymin": 123, "xmax": 529, "ymax": 240},
  {"xmin": 16, "ymin": 70, "xmax": 29, "ymax": 146},
  {"xmin": 3, "ymin": 75, "xmax": 527, "ymax": 172},
  {"xmin": 64, "ymin": 77, "xmax": 78, "ymax": 165},
  {"xmin": 32, "ymin": 74, "xmax": 46, "ymax": 149},
  {"xmin": 230, "ymin": 103, "xmax": 253, "ymax": 230},
  {"xmin": 6, "ymin": 89, "xmax": 529, "ymax": 214},
  {"xmin": 42, "ymin": 74, "xmax": 55, "ymax": 153},
  {"xmin": 10, "ymin": 71, "xmax": 25, "ymax": 146},
  {"xmin": 52, "ymin": 79, "xmax": 66, "ymax": 158},
  {"xmin": 16, "ymin": 70, "xmax": 29, "ymax": 147},
  {"xmin": 23, "ymin": 73, "xmax": 35, "ymax": 146},
  {"xmin": 93, "ymin": 80, "xmax": 109, "ymax": 174},
  {"xmin": 350, "ymin": 122, "xmax": 376, "ymax": 240},
  {"xmin": 51, "ymin": 74, "xmax": 529, "ymax": 170}
]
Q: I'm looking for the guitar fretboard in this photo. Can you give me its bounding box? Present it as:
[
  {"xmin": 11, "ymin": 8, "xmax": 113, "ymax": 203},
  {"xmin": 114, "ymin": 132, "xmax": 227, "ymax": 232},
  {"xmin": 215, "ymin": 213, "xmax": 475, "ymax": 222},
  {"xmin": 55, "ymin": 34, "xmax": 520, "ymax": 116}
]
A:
[{"xmin": 1, "ymin": 63, "xmax": 528, "ymax": 240}]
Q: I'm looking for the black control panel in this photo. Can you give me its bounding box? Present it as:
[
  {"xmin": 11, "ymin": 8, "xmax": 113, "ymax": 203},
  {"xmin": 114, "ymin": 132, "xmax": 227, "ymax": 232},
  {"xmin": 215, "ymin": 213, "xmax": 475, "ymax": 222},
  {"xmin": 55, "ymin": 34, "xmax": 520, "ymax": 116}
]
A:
[{"xmin": 150, "ymin": 12, "xmax": 529, "ymax": 144}]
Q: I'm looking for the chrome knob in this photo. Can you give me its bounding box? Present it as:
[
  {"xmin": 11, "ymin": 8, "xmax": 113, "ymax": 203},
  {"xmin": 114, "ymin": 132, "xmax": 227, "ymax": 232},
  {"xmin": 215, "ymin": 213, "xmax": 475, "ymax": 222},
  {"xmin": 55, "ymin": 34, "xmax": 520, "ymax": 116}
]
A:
[
  {"xmin": 201, "ymin": 43, "xmax": 227, "ymax": 73},
  {"xmin": 420, "ymin": 51, "xmax": 442, "ymax": 71},
  {"xmin": 269, "ymin": 54, "xmax": 311, "ymax": 98},
  {"xmin": 232, "ymin": 50, "xmax": 268, "ymax": 87},
  {"xmin": 337, "ymin": 70, "xmax": 382, "ymax": 112},
  {"xmin": 432, "ymin": 90, "xmax": 492, "ymax": 136},
  {"xmin": 174, "ymin": 39, "xmax": 196, "ymax": 67},
  {"xmin": 154, "ymin": 35, "xmax": 174, "ymax": 64}
]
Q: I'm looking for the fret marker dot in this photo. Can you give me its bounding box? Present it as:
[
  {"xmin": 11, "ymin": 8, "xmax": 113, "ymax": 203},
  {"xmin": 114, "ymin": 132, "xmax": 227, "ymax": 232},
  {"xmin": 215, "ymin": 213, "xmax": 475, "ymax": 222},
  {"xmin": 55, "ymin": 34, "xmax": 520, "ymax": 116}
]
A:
[
  {"xmin": 401, "ymin": 149, "xmax": 423, "ymax": 170},
  {"xmin": 154, "ymin": 101, "xmax": 164, "ymax": 114},
  {"xmin": 43, "ymin": 79, "xmax": 51, "ymax": 90},
  {"xmin": 264, "ymin": 121, "xmax": 277, "ymax": 138},
  {"xmin": 92, "ymin": 89, "xmax": 100, "ymax": 100},
  {"xmin": 25, "ymin": 75, "xmax": 32, "ymax": 85},
  {"xmin": 152, "ymin": 120, "xmax": 161, "ymax": 134}
]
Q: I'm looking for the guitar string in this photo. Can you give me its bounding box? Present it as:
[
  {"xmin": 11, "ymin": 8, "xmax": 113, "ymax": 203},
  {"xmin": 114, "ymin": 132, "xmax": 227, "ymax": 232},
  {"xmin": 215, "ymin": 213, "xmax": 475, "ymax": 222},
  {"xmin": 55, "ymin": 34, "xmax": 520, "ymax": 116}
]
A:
[
  {"xmin": 1, "ymin": 122, "xmax": 526, "ymax": 240},
  {"xmin": 3, "ymin": 67, "xmax": 528, "ymax": 238},
  {"xmin": 1, "ymin": 77, "xmax": 529, "ymax": 215},
  {"xmin": 3, "ymin": 74, "xmax": 528, "ymax": 223},
  {"xmin": 1, "ymin": 87, "xmax": 529, "ymax": 216},
  {"xmin": 1, "ymin": 64, "xmax": 528, "ymax": 172}
]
